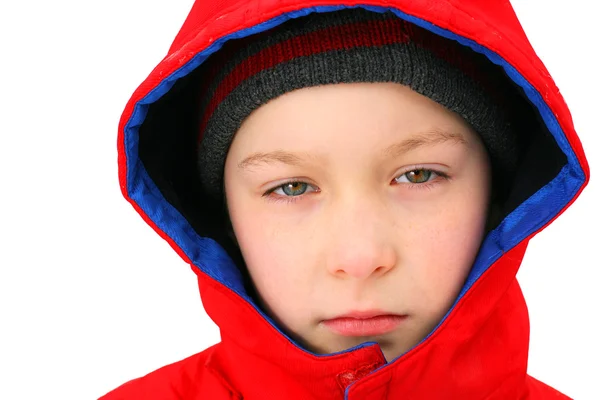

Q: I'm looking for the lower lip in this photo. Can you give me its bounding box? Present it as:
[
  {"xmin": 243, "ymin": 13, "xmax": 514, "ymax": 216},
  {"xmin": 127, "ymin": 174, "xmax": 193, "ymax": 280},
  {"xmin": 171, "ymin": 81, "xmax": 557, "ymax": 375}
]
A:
[{"xmin": 322, "ymin": 315, "xmax": 407, "ymax": 336}]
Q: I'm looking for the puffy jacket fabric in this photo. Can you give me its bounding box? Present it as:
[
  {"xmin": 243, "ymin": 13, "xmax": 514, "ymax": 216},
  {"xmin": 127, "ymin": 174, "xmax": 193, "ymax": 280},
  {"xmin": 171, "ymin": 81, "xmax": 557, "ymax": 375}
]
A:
[{"xmin": 101, "ymin": 0, "xmax": 590, "ymax": 399}]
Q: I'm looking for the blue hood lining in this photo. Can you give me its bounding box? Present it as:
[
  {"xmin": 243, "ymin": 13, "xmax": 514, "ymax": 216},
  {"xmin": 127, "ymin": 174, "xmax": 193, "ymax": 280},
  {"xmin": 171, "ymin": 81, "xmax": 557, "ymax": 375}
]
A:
[{"xmin": 124, "ymin": 4, "xmax": 586, "ymax": 359}]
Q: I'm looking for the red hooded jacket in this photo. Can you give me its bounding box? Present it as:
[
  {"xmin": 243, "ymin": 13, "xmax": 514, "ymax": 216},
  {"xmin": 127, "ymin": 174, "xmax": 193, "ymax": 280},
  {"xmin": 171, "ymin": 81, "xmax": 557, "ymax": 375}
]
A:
[{"xmin": 102, "ymin": 0, "xmax": 590, "ymax": 399}]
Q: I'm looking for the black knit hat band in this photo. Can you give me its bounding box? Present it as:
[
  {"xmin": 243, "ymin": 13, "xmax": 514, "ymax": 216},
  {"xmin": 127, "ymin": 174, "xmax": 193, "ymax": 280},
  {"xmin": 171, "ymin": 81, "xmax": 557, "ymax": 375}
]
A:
[{"xmin": 197, "ymin": 9, "xmax": 519, "ymax": 200}]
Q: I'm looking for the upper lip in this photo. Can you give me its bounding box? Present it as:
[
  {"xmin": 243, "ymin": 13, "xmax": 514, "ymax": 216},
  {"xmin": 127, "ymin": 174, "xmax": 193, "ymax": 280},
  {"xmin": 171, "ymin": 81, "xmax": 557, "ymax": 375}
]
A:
[{"xmin": 326, "ymin": 310, "xmax": 404, "ymax": 320}]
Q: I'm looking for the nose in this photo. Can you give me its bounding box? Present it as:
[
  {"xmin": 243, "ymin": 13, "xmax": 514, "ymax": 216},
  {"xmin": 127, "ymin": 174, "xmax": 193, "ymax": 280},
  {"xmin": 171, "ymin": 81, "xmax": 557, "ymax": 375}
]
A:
[{"xmin": 325, "ymin": 200, "xmax": 398, "ymax": 280}]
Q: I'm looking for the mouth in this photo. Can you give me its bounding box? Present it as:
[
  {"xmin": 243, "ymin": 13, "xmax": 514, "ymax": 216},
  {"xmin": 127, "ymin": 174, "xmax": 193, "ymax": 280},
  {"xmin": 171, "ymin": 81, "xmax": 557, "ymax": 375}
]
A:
[{"xmin": 321, "ymin": 311, "xmax": 408, "ymax": 337}]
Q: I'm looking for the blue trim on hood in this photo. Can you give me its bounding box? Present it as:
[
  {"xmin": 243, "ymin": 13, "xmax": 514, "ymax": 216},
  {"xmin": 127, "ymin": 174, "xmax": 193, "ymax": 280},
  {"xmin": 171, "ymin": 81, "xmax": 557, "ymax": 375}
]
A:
[{"xmin": 123, "ymin": 4, "xmax": 586, "ymax": 364}]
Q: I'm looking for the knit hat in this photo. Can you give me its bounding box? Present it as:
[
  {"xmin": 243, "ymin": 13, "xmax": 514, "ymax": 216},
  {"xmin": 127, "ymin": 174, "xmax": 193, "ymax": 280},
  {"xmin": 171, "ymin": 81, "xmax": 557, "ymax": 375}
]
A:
[{"xmin": 197, "ymin": 9, "xmax": 519, "ymax": 200}]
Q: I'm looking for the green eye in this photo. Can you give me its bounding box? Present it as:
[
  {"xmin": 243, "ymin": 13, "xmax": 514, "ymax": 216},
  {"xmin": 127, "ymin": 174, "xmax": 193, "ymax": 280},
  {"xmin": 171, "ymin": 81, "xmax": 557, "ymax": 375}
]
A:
[
  {"xmin": 277, "ymin": 182, "xmax": 309, "ymax": 196},
  {"xmin": 406, "ymin": 169, "xmax": 432, "ymax": 183}
]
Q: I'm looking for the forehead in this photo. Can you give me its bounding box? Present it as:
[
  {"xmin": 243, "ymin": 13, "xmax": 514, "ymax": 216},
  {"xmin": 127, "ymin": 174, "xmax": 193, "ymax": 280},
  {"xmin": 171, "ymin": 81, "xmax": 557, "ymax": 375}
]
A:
[{"xmin": 229, "ymin": 82, "xmax": 478, "ymax": 157}]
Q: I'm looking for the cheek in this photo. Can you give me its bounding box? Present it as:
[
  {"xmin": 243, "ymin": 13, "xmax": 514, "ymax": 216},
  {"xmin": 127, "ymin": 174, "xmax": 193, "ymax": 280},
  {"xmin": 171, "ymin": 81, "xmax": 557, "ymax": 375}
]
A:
[
  {"xmin": 228, "ymin": 198, "xmax": 317, "ymax": 312},
  {"xmin": 402, "ymin": 183, "xmax": 489, "ymax": 314}
]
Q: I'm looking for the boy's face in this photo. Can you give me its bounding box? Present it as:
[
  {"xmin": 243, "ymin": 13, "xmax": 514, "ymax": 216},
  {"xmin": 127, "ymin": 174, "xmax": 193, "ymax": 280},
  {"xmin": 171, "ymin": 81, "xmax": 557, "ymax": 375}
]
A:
[{"xmin": 224, "ymin": 82, "xmax": 491, "ymax": 361}]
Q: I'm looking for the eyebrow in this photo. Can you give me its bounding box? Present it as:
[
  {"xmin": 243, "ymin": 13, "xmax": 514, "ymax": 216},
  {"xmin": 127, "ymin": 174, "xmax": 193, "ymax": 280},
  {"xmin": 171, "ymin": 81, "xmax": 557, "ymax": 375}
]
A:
[
  {"xmin": 238, "ymin": 150, "xmax": 320, "ymax": 170},
  {"xmin": 237, "ymin": 129, "xmax": 468, "ymax": 170},
  {"xmin": 382, "ymin": 129, "xmax": 468, "ymax": 158}
]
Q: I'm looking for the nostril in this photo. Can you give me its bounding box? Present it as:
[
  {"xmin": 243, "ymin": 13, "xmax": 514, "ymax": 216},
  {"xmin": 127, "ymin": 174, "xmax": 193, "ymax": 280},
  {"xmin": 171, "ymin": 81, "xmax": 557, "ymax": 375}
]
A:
[{"xmin": 332, "ymin": 265, "xmax": 390, "ymax": 279}]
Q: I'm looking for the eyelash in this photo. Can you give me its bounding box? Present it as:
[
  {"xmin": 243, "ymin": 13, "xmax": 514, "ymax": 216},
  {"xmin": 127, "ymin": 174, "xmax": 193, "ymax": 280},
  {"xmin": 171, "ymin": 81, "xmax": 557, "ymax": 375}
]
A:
[{"xmin": 262, "ymin": 167, "xmax": 450, "ymax": 204}]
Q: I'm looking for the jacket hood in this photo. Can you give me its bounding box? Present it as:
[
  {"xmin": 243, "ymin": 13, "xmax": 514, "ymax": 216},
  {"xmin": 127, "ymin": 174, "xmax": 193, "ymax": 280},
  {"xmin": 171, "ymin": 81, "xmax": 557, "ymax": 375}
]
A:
[{"xmin": 117, "ymin": 0, "xmax": 589, "ymax": 398}]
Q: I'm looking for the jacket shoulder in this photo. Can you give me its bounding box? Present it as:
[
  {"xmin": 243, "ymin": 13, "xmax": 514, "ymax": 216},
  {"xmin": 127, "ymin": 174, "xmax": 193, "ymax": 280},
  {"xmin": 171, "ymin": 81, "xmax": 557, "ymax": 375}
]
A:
[{"xmin": 99, "ymin": 344, "xmax": 237, "ymax": 400}]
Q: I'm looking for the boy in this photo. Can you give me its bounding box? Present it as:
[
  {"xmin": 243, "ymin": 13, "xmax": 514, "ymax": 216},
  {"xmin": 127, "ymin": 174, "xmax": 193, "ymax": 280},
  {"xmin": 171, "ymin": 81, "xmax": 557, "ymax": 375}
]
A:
[{"xmin": 103, "ymin": 1, "xmax": 589, "ymax": 399}]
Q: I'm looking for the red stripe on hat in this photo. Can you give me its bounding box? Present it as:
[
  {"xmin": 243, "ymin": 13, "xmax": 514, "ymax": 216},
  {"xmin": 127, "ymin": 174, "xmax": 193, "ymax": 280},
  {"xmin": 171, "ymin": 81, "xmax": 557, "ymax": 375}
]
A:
[{"xmin": 198, "ymin": 18, "xmax": 413, "ymax": 141}]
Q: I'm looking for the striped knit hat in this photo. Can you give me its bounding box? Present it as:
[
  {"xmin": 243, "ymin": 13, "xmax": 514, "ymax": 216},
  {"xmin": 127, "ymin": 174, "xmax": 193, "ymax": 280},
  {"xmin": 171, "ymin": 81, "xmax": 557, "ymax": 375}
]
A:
[{"xmin": 197, "ymin": 9, "xmax": 519, "ymax": 200}]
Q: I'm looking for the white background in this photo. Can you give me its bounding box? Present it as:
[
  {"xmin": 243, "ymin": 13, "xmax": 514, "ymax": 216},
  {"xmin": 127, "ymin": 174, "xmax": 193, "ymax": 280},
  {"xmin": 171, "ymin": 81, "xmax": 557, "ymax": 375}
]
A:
[{"xmin": 0, "ymin": 1, "xmax": 598, "ymax": 399}]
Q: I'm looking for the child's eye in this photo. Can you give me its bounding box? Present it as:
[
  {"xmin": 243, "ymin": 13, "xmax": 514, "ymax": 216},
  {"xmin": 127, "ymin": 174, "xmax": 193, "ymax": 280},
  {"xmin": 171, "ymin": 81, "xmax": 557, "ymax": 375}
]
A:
[
  {"xmin": 394, "ymin": 169, "xmax": 441, "ymax": 184},
  {"xmin": 267, "ymin": 181, "xmax": 318, "ymax": 197}
]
